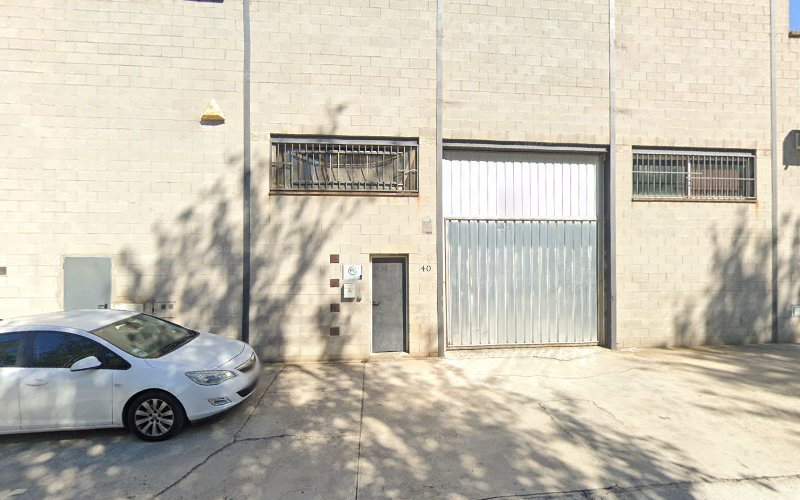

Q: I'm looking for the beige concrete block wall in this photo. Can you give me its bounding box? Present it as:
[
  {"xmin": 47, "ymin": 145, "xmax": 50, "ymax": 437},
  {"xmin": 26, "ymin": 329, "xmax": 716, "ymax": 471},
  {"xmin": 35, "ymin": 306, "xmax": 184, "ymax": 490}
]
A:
[
  {"xmin": 614, "ymin": 149, "xmax": 773, "ymax": 348},
  {"xmin": 247, "ymin": 0, "xmax": 438, "ymax": 360},
  {"xmin": 1, "ymin": 0, "xmax": 794, "ymax": 357},
  {"xmin": 440, "ymin": 0, "xmax": 611, "ymax": 349},
  {"xmin": 777, "ymin": 1, "xmax": 800, "ymax": 342},
  {"xmin": 443, "ymin": 0, "xmax": 610, "ymax": 144},
  {"xmin": 615, "ymin": 0, "xmax": 773, "ymax": 347},
  {"xmin": 0, "ymin": 0, "xmax": 245, "ymax": 337},
  {"xmin": 442, "ymin": 0, "xmax": 776, "ymax": 348}
]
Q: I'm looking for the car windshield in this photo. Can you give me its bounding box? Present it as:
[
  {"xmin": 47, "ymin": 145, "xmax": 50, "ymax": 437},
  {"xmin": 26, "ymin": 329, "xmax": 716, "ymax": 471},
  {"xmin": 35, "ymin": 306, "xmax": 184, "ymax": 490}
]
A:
[{"xmin": 91, "ymin": 314, "xmax": 198, "ymax": 359}]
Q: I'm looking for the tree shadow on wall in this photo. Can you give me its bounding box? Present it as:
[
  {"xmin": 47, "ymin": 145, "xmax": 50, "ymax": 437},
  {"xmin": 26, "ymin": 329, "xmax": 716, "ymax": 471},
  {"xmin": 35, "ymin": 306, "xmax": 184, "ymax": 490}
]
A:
[
  {"xmin": 117, "ymin": 98, "xmax": 372, "ymax": 360},
  {"xmin": 672, "ymin": 208, "xmax": 800, "ymax": 346},
  {"xmin": 778, "ymin": 211, "xmax": 800, "ymax": 343},
  {"xmin": 118, "ymin": 152, "xmax": 362, "ymax": 361}
]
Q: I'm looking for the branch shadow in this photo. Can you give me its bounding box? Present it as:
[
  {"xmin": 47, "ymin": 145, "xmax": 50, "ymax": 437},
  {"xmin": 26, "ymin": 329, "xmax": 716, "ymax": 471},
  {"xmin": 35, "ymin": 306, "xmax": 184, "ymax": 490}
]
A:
[
  {"xmin": 117, "ymin": 157, "xmax": 363, "ymax": 363},
  {"xmin": 160, "ymin": 359, "xmax": 719, "ymax": 500},
  {"xmin": 114, "ymin": 99, "xmax": 365, "ymax": 361},
  {"xmin": 4, "ymin": 349, "xmax": 800, "ymax": 499},
  {"xmin": 672, "ymin": 208, "xmax": 785, "ymax": 346}
]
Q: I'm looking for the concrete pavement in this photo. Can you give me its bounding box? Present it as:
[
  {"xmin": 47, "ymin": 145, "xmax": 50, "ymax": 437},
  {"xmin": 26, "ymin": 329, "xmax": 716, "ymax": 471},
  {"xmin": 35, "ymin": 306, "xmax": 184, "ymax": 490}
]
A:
[{"xmin": 1, "ymin": 345, "xmax": 800, "ymax": 499}]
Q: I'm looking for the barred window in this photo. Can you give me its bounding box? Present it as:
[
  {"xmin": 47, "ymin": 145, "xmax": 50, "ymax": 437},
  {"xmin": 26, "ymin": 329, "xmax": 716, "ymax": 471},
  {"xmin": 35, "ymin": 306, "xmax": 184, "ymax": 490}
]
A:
[
  {"xmin": 270, "ymin": 137, "xmax": 418, "ymax": 193},
  {"xmin": 632, "ymin": 149, "xmax": 756, "ymax": 201}
]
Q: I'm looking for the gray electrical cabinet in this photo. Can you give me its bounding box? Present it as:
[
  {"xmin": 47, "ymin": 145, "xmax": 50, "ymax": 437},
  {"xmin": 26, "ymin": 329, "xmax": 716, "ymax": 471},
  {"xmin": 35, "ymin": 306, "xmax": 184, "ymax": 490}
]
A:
[{"xmin": 63, "ymin": 257, "xmax": 112, "ymax": 310}]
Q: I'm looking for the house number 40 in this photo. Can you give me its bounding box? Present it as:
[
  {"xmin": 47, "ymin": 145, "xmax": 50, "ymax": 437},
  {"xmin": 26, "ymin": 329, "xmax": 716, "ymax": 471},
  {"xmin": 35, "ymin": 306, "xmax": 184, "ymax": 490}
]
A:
[{"xmin": 420, "ymin": 265, "xmax": 432, "ymax": 272}]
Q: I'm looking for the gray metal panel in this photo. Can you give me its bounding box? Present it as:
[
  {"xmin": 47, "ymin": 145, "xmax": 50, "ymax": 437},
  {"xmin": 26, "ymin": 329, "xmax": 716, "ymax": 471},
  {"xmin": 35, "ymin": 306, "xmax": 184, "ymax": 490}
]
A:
[
  {"xmin": 770, "ymin": 0, "xmax": 779, "ymax": 343},
  {"xmin": 446, "ymin": 220, "xmax": 597, "ymax": 347},
  {"xmin": 443, "ymin": 151, "xmax": 600, "ymax": 220},
  {"xmin": 443, "ymin": 141, "xmax": 608, "ymax": 154},
  {"xmin": 372, "ymin": 258, "xmax": 407, "ymax": 352},
  {"xmin": 243, "ymin": 0, "xmax": 252, "ymax": 345},
  {"xmin": 63, "ymin": 257, "xmax": 112, "ymax": 311},
  {"xmin": 608, "ymin": 0, "xmax": 617, "ymax": 350}
]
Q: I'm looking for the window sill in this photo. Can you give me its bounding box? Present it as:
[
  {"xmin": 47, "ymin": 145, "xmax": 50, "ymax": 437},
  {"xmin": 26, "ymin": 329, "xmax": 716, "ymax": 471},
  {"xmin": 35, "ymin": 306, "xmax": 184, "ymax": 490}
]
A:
[
  {"xmin": 632, "ymin": 197, "xmax": 757, "ymax": 203},
  {"xmin": 269, "ymin": 190, "xmax": 419, "ymax": 197}
]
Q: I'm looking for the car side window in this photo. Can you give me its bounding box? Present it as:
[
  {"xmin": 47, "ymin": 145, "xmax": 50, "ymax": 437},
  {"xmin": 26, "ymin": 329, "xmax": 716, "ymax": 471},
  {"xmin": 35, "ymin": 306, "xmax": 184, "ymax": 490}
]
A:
[
  {"xmin": 0, "ymin": 333, "xmax": 25, "ymax": 367},
  {"xmin": 98, "ymin": 348, "xmax": 130, "ymax": 370},
  {"xmin": 30, "ymin": 332, "xmax": 129, "ymax": 370}
]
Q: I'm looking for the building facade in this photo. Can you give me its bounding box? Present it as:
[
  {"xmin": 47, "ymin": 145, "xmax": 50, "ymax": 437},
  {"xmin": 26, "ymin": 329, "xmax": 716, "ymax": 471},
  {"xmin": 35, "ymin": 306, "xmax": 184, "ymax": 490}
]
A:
[{"xmin": 1, "ymin": 0, "xmax": 798, "ymax": 361}]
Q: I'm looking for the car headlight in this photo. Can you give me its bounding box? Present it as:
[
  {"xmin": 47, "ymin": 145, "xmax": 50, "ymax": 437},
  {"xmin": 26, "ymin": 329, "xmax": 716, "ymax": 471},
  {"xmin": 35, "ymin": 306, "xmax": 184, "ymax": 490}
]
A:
[{"xmin": 186, "ymin": 370, "xmax": 237, "ymax": 386}]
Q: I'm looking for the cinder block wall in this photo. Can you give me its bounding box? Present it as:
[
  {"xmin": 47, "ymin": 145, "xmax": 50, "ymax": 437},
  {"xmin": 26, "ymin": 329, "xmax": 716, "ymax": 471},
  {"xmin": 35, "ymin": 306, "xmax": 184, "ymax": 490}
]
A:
[
  {"xmin": 444, "ymin": 0, "xmax": 776, "ymax": 348},
  {"xmin": 443, "ymin": 0, "xmax": 610, "ymax": 144},
  {"xmin": 1, "ymin": 0, "xmax": 793, "ymax": 357},
  {"xmin": 247, "ymin": 0, "xmax": 438, "ymax": 361},
  {"xmin": 614, "ymin": 0, "xmax": 773, "ymax": 347},
  {"xmin": 777, "ymin": 2, "xmax": 800, "ymax": 343},
  {"xmin": 0, "ymin": 0, "xmax": 245, "ymax": 337}
]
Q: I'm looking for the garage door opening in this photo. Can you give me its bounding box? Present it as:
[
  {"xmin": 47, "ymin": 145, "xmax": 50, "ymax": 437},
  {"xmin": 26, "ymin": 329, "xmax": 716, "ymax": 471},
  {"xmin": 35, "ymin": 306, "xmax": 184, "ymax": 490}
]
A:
[{"xmin": 443, "ymin": 148, "xmax": 604, "ymax": 348}]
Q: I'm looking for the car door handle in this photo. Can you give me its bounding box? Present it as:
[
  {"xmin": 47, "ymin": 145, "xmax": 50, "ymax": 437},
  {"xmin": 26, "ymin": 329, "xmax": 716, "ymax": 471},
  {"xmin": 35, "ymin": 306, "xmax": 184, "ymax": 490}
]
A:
[{"xmin": 25, "ymin": 379, "xmax": 47, "ymax": 387}]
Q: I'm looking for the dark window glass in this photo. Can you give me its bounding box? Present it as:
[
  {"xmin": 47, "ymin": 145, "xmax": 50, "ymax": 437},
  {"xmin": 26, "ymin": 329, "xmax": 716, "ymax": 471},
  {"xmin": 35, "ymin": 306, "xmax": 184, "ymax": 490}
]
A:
[
  {"xmin": 98, "ymin": 349, "xmax": 130, "ymax": 370},
  {"xmin": 270, "ymin": 139, "xmax": 419, "ymax": 193},
  {"xmin": 31, "ymin": 332, "xmax": 128, "ymax": 369},
  {"xmin": 632, "ymin": 151, "xmax": 756, "ymax": 200},
  {"xmin": 0, "ymin": 333, "xmax": 24, "ymax": 367}
]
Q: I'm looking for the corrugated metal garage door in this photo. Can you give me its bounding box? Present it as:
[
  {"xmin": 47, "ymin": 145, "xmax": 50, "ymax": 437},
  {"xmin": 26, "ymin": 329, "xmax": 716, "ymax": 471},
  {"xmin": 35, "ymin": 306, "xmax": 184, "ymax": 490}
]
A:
[{"xmin": 444, "ymin": 150, "xmax": 601, "ymax": 347}]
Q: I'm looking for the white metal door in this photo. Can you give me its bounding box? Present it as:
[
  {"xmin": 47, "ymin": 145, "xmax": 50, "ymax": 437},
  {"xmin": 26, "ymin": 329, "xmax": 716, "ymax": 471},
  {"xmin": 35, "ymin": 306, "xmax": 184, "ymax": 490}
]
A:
[{"xmin": 443, "ymin": 150, "xmax": 602, "ymax": 347}]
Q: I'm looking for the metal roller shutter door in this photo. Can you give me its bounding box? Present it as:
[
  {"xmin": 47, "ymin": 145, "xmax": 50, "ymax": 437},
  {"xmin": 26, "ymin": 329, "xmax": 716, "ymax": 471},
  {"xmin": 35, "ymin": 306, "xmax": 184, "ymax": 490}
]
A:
[{"xmin": 443, "ymin": 150, "xmax": 601, "ymax": 347}]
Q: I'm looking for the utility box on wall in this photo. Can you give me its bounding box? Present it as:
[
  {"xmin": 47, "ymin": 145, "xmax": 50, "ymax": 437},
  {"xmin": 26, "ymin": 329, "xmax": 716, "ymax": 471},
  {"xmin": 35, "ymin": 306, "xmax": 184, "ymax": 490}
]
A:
[
  {"xmin": 341, "ymin": 264, "xmax": 362, "ymax": 302},
  {"xmin": 343, "ymin": 283, "xmax": 358, "ymax": 300},
  {"xmin": 64, "ymin": 257, "xmax": 112, "ymax": 310},
  {"xmin": 152, "ymin": 302, "xmax": 177, "ymax": 319}
]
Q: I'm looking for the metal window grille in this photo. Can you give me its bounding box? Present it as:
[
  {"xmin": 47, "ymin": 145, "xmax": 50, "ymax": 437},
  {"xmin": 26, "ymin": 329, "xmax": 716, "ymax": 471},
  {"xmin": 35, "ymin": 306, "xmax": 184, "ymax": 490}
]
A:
[
  {"xmin": 270, "ymin": 138, "xmax": 418, "ymax": 193},
  {"xmin": 632, "ymin": 150, "xmax": 756, "ymax": 201}
]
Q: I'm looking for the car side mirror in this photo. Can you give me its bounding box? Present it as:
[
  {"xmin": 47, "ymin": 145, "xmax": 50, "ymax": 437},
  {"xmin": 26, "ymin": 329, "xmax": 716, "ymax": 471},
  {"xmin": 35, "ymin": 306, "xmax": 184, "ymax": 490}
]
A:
[{"xmin": 70, "ymin": 356, "xmax": 102, "ymax": 372}]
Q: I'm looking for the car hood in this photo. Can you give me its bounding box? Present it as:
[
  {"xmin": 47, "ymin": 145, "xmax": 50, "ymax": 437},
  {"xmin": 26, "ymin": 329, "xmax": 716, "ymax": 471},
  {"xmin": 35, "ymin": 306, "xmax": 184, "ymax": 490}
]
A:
[{"xmin": 146, "ymin": 332, "xmax": 246, "ymax": 370}]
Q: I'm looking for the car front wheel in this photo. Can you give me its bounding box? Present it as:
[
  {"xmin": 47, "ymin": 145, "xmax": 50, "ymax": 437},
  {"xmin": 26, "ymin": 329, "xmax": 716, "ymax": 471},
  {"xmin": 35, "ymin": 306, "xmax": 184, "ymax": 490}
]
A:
[{"xmin": 126, "ymin": 391, "xmax": 185, "ymax": 441}]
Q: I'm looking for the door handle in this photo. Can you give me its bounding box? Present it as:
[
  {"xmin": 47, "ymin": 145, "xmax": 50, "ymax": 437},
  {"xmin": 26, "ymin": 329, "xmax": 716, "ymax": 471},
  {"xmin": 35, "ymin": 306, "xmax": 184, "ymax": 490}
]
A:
[
  {"xmin": 372, "ymin": 300, "xmax": 380, "ymax": 307},
  {"xmin": 98, "ymin": 303, "xmax": 108, "ymax": 309},
  {"xmin": 25, "ymin": 379, "xmax": 46, "ymax": 387}
]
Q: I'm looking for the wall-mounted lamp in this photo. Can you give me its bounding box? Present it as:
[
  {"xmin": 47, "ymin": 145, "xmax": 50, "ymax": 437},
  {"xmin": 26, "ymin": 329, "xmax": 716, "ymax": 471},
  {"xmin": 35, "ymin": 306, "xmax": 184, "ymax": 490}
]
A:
[{"xmin": 201, "ymin": 98, "xmax": 225, "ymax": 123}]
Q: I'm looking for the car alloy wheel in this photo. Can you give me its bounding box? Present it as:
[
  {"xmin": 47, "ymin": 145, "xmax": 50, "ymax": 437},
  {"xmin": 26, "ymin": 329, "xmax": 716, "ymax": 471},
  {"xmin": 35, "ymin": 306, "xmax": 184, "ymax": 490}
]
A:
[
  {"xmin": 135, "ymin": 398, "xmax": 175, "ymax": 437},
  {"xmin": 127, "ymin": 391, "xmax": 185, "ymax": 441}
]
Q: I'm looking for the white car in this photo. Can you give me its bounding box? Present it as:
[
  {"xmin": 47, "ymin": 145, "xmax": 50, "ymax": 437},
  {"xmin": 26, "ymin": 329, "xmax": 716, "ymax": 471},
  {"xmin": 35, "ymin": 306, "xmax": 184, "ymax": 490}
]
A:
[{"xmin": 0, "ymin": 310, "xmax": 260, "ymax": 441}]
